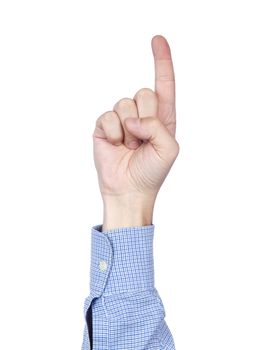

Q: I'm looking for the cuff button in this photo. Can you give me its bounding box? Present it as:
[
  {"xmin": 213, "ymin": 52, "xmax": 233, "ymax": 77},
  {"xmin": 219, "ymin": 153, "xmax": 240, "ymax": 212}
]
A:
[{"xmin": 99, "ymin": 260, "xmax": 108, "ymax": 272}]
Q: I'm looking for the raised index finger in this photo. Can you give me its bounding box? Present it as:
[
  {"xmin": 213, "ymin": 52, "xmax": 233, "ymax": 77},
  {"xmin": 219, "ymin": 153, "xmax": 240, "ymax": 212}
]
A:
[{"xmin": 151, "ymin": 35, "xmax": 176, "ymax": 133}]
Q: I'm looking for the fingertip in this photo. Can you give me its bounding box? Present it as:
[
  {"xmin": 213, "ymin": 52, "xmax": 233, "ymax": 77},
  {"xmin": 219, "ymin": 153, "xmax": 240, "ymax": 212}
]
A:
[
  {"xmin": 151, "ymin": 34, "xmax": 166, "ymax": 44},
  {"xmin": 127, "ymin": 140, "xmax": 141, "ymax": 150},
  {"xmin": 151, "ymin": 35, "xmax": 172, "ymax": 60}
]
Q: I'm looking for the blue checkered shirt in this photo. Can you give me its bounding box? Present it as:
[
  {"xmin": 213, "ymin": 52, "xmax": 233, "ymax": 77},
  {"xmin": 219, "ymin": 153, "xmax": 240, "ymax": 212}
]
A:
[{"xmin": 81, "ymin": 224, "xmax": 176, "ymax": 350}]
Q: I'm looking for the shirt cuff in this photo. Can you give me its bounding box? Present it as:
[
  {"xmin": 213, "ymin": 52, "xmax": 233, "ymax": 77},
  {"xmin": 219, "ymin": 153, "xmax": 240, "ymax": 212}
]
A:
[{"xmin": 89, "ymin": 224, "xmax": 155, "ymax": 297}]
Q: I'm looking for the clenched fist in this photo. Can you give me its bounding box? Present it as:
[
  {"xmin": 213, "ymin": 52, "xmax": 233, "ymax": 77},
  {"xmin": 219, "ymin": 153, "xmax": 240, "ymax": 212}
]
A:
[{"xmin": 92, "ymin": 35, "xmax": 180, "ymax": 230}]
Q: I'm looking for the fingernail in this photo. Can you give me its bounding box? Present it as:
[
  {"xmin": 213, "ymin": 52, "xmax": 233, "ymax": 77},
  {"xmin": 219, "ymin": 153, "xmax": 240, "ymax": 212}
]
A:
[{"xmin": 128, "ymin": 140, "xmax": 140, "ymax": 149}]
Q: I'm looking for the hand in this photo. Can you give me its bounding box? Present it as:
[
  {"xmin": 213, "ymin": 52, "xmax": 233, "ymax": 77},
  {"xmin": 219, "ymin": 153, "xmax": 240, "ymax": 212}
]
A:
[{"xmin": 92, "ymin": 35, "xmax": 180, "ymax": 230}]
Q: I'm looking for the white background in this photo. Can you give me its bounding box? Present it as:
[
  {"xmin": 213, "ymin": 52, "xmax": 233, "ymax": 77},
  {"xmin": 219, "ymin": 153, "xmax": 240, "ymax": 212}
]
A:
[{"xmin": 0, "ymin": 0, "xmax": 262, "ymax": 349}]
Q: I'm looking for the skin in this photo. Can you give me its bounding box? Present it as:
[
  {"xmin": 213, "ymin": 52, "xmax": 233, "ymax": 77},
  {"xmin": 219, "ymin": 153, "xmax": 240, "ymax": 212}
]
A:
[{"xmin": 92, "ymin": 35, "xmax": 180, "ymax": 231}]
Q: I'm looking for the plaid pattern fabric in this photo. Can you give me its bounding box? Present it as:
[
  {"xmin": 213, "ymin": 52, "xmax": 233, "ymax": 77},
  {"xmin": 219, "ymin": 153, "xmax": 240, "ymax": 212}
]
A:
[{"xmin": 81, "ymin": 224, "xmax": 176, "ymax": 350}]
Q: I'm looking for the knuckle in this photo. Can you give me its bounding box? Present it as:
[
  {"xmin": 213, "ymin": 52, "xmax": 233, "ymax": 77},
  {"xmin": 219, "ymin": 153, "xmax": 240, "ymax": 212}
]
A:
[
  {"xmin": 170, "ymin": 140, "xmax": 180, "ymax": 158},
  {"xmin": 95, "ymin": 115, "xmax": 103, "ymax": 128},
  {"xmin": 176, "ymin": 141, "xmax": 180, "ymax": 153},
  {"xmin": 135, "ymin": 87, "xmax": 155, "ymax": 99},
  {"xmin": 101, "ymin": 111, "xmax": 117, "ymax": 123},
  {"xmin": 114, "ymin": 98, "xmax": 134, "ymax": 111}
]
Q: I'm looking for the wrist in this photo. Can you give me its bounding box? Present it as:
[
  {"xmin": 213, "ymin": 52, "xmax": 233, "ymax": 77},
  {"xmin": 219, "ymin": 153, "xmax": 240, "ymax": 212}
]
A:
[{"xmin": 102, "ymin": 193, "xmax": 156, "ymax": 232}]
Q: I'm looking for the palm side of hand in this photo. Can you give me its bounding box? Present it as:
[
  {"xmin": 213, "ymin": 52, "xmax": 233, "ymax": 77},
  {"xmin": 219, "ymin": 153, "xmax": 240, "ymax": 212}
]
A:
[
  {"xmin": 92, "ymin": 35, "xmax": 179, "ymax": 199},
  {"xmin": 93, "ymin": 118, "xmax": 176, "ymax": 197}
]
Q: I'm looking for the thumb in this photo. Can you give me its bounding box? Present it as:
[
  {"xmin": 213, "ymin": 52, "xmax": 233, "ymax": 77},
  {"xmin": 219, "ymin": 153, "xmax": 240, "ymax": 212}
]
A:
[{"xmin": 125, "ymin": 116, "xmax": 179, "ymax": 161}]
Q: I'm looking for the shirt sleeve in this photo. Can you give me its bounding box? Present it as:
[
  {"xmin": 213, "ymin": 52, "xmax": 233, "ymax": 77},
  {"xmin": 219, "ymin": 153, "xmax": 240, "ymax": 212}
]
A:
[{"xmin": 81, "ymin": 224, "xmax": 176, "ymax": 350}]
